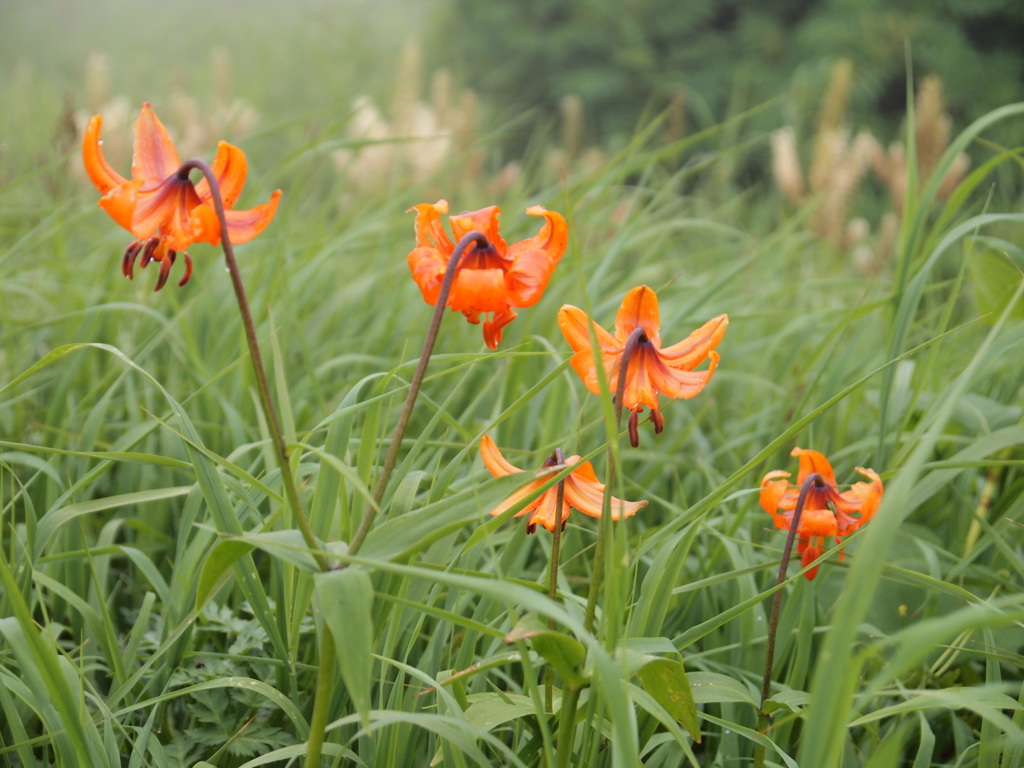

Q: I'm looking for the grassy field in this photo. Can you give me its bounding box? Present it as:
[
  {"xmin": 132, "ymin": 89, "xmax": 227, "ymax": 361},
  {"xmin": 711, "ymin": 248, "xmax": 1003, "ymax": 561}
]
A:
[{"xmin": 2, "ymin": 3, "xmax": 1024, "ymax": 767}]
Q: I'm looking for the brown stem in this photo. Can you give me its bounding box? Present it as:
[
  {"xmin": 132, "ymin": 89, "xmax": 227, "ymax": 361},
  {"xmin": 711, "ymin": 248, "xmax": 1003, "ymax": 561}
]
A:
[
  {"xmin": 345, "ymin": 230, "xmax": 491, "ymax": 558},
  {"xmin": 613, "ymin": 327, "xmax": 647, "ymax": 425},
  {"xmin": 178, "ymin": 160, "xmax": 328, "ymax": 572},
  {"xmin": 754, "ymin": 471, "xmax": 825, "ymax": 768}
]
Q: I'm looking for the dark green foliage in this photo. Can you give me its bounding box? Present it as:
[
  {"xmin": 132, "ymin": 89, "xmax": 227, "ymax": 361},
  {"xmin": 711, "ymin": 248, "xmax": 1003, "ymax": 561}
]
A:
[{"xmin": 434, "ymin": 0, "xmax": 1024, "ymax": 141}]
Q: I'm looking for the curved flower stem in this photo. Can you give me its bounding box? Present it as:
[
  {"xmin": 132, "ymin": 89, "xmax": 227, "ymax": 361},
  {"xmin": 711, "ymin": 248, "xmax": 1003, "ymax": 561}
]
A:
[
  {"xmin": 546, "ymin": 450, "xmax": 566, "ymax": 714},
  {"xmin": 753, "ymin": 472, "xmax": 825, "ymax": 768},
  {"xmin": 178, "ymin": 160, "xmax": 328, "ymax": 573},
  {"xmin": 345, "ymin": 230, "xmax": 490, "ymax": 558}
]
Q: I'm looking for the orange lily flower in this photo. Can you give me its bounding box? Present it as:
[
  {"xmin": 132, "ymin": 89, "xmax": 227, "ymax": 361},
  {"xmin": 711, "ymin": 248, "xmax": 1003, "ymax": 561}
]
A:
[
  {"xmin": 407, "ymin": 200, "xmax": 568, "ymax": 349},
  {"xmin": 759, "ymin": 447, "xmax": 884, "ymax": 580},
  {"xmin": 558, "ymin": 285, "xmax": 727, "ymax": 446},
  {"xmin": 480, "ymin": 435, "xmax": 647, "ymax": 534},
  {"xmin": 83, "ymin": 102, "xmax": 281, "ymax": 290}
]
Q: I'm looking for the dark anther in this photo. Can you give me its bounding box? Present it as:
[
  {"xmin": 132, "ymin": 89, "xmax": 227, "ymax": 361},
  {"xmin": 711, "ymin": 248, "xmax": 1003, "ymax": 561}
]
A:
[
  {"xmin": 628, "ymin": 410, "xmax": 640, "ymax": 448},
  {"xmin": 560, "ymin": 519, "xmax": 567, "ymax": 532},
  {"xmin": 139, "ymin": 238, "xmax": 160, "ymax": 269},
  {"xmin": 178, "ymin": 252, "xmax": 193, "ymax": 287},
  {"xmin": 526, "ymin": 521, "xmax": 537, "ymax": 535},
  {"xmin": 153, "ymin": 251, "xmax": 176, "ymax": 292},
  {"xmin": 650, "ymin": 408, "xmax": 664, "ymax": 434},
  {"xmin": 122, "ymin": 240, "xmax": 144, "ymax": 279}
]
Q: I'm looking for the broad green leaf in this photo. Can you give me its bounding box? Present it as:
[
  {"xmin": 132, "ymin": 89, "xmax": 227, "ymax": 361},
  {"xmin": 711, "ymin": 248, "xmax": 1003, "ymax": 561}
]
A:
[
  {"xmin": 636, "ymin": 658, "xmax": 700, "ymax": 743},
  {"xmin": 969, "ymin": 247, "xmax": 1024, "ymax": 322},
  {"xmin": 505, "ymin": 615, "xmax": 587, "ymax": 689},
  {"xmin": 315, "ymin": 568, "xmax": 374, "ymax": 728}
]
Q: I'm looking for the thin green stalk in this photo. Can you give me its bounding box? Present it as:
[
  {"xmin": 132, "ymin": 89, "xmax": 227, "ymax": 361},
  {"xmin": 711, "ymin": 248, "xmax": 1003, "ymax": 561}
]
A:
[
  {"xmin": 556, "ymin": 686, "xmax": 582, "ymax": 768},
  {"xmin": 753, "ymin": 472, "xmax": 824, "ymax": 768},
  {"xmin": 563, "ymin": 329, "xmax": 646, "ymax": 766},
  {"xmin": 305, "ymin": 627, "xmax": 336, "ymax": 768},
  {"xmin": 346, "ymin": 230, "xmax": 490, "ymax": 557},
  {"xmin": 546, "ymin": 451, "xmax": 566, "ymax": 714},
  {"xmin": 178, "ymin": 159, "xmax": 328, "ymax": 573},
  {"xmin": 583, "ymin": 327, "xmax": 645, "ymax": 632}
]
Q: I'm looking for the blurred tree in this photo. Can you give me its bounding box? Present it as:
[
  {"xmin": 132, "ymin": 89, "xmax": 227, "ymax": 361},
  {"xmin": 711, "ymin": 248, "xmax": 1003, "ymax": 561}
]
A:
[{"xmin": 430, "ymin": 0, "xmax": 1024, "ymax": 145}]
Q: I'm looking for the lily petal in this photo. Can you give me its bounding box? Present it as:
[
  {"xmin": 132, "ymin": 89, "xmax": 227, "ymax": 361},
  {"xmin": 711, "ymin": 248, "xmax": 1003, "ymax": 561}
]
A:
[
  {"xmin": 221, "ymin": 189, "xmax": 282, "ymax": 245},
  {"xmin": 527, "ymin": 491, "xmax": 568, "ymax": 532},
  {"xmin": 408, "ymin": 246, "xmax": 448, "ymax": 305},
  {"xmin": 792, "ymin": 448, "xmax": 839, "ymax": 487},
  {"xmin": 408, "ymin": 200, "xmax": 455, "ymax": 253},
  {"xmin": 450, "ymin": 206, "xmax": 508, "ymax": 257},
  {"xmin": 98, "ymin": 179, "xmax": 144, "ymax": 233},
  {"xmin": 505, "ymin": 207, "xmax": 568, "ymax": 307},
  {"xmin": 480, "ymin": 434, "xmax": 523, "ymax": 477},
  {"xmin": 565, "ymin": 473, "xmax": 647, "ymax": 520},
  {"xmin": 82, "ymin": 115, "xmax": 126, "ymax": 193},
  {"xmin": 659, "ymin": 315, "xmax": 730, "ymax": 369},
  {"xmin": 646, "ymin": 350, "xmax": 719, "ymax": 402},
  {"xmin": 614, "ymin": 285, "xmax": 662, "ymax": 343},
  {"xmin": 483, "ymin": 308, "xmax": 517, "ymax": 350},
  {"xmin": 195, "ymin": 141, "xmax": 248, "ymax": 208},
  {"xmin": 557, "ymin": 305, "xmax": 620, "ymax": 353},
  {"xmin": 131, "ymin": 103, "xmax": 181, "ymax": 183}
]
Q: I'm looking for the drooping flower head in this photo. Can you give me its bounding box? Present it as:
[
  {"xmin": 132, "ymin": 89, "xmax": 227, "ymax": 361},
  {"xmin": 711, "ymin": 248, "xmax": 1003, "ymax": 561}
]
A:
[
  {"xmin": 759, "ymin": 447, "xmax": 884, "ymax": 580},
  {"xmin": 83, "ymin": 102, "xmax": 281, "ymax": 290},
  {"xmin": 480, "ymin": 435, "xmax": 646, "ymax": 534},
  {"xmin": 407, "ymin": 201, "xmax": 568, "ymax": 349},
  {"xmin": 558, "ymin": 285, "xmax": 727, "ymax": 446}
]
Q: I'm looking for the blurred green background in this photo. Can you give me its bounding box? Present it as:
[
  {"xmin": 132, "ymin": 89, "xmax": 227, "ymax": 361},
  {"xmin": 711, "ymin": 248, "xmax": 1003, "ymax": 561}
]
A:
[{"xmin": 4, "ymin": 0, "xmax": 1023, "ymax": 163}]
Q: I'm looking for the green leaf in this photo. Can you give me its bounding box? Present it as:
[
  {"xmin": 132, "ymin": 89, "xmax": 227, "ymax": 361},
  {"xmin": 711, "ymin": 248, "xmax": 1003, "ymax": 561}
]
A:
[
  {"xmin": 636, "ymin": 658, "xmax": 700, "ymax": 743},
  {"xmin": 505, "ymin": 615, "xmax": 587, "ymax": 689},
  {"xmin": 969, "ymin": 246, "xmax": 1024, "ymax": 322},
  {"xmin": 430, "ymin": 693, "xmax": 546, "ymax": 767},
  {"xmin": 315, "ymin": 568, "xmax": 374, "ymax": 728},
  {"xmin": 195, "ymin": 539, "xmax": 256, "ymax": 610}
]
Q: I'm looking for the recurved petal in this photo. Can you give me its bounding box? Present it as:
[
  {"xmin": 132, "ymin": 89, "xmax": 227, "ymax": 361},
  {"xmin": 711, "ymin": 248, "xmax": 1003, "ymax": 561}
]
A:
[
  {"xmin": 407, "ymin": 200, "xmax": 454, "ymax": 254},
  {"xmin": 565, "ymin": 471, "xmax": 647, "ymax": 520},
  {"xmin": 567, "ymin": 349, "xmax": 604, "ymax": 396},
  {"xmin": 845, "ymin": 466, "xmax": 884, "ymax": 524},
  {"xmin": 526, "ymin": 491, "xmax": 568, "ymax": 532},
  {"xmin": 798, "ymin": 508, "xmax": 838, "ymax": 538},
  {"xmin": 187, "ymin": 203, "xmax": 223, "ymax": 246},
  {"xmin": 620, "ymin": 351, "xmax": 660, "ymax": 412},
  {"xmin": 791, "ymin": 448, "xmax": 839, "ymax": 488},
  {"xmin": 505, "ymin": 207, "xmax": 567, "ymax": 306},
  {"xmin": 479, "ymin": 434, "xmax": 524, "ymax": 477},
  {"xmin": 82, "ymin": 115, "xmax": 126, "ymax": 193},
  {"xmin": 408, "ymin": 246, "xmax": 448, "ymax": 305},
  {"xmin": 800, "ymin": 542, "xmax": 823, "ymax": 580},
  {"xmin": 505, "ymin": 250, "xmax": 559, "ymax": 308},
  {"xmin": 482, "ymin": 308, "xmax": 517, "ymax": 350},
  {"xmin": 659, "ymin": 314, "xmax": 729, "ymax": 370},
  {"xmin": 486, "ymin": 479, "xmax": 547, "ymax": 520},
  {"xmin": 646, "ymin": 349, "xmax": 720, "ymax": 402},
  {"xmin": 221, "ymin": 189, "xmax": 281, "ymax": 245},
  {"xmin": 195, "ymin": 141, "xmax": 248, "ymax": 208},
  {"xmin": 759, "ymin": 469, "xmax": 792, "ymax": 515},
  {"xmin": 98, "ymin": 178, "xmax": 144, "ymax": 232},
  {"xmin": 449, "ymin": 268, "xmax": 510, "ymax": 315},
  {"xmin": 450, "ymin": 206, "xmax": 508, "ymax": 257},
  {"xmin": 614, "ymin": 285, "xmax": 661, "ymax": 343},
  {"xmin": 131, "ymin": 103, "xmax": 181, "ymax": 183},
  {"xmin": 558, "ymin": 305, "xmax": 619, "ymax": 353}
]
